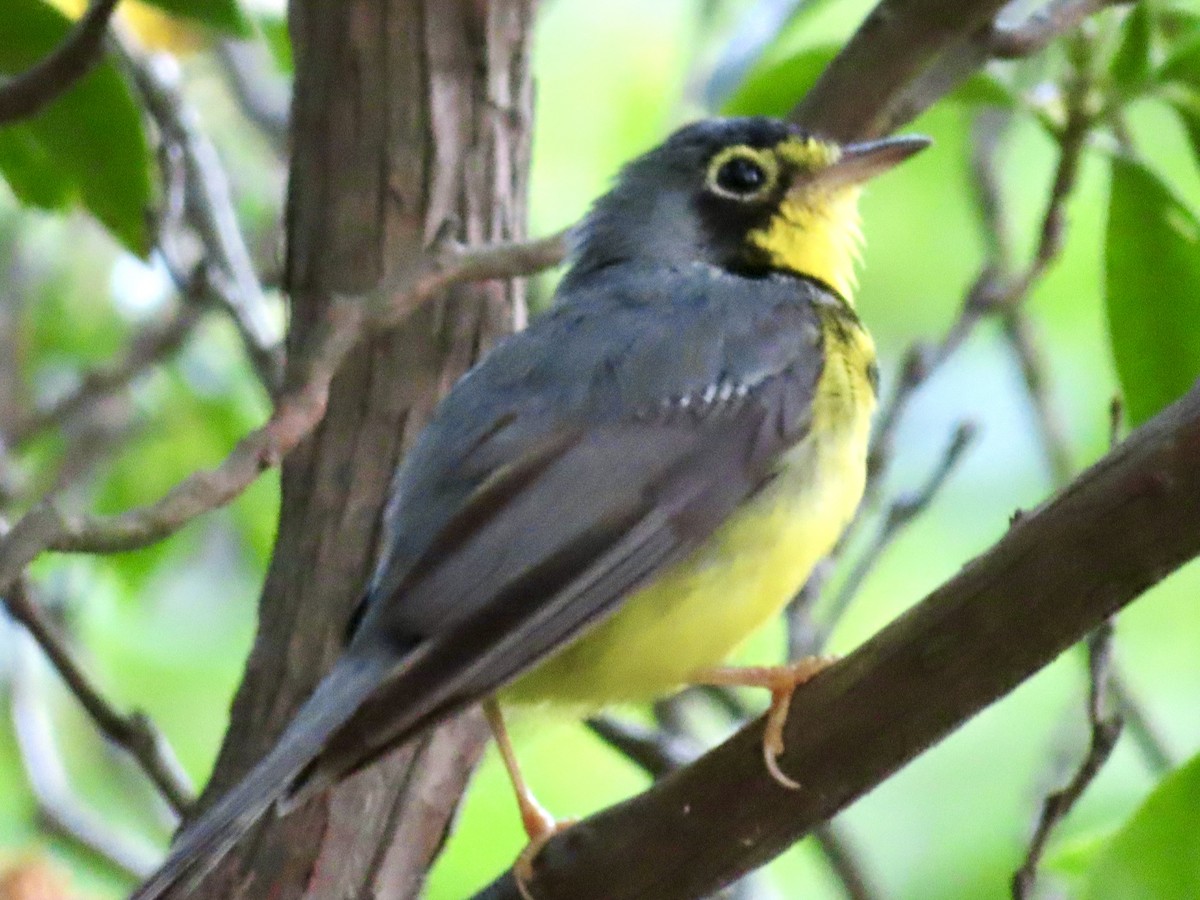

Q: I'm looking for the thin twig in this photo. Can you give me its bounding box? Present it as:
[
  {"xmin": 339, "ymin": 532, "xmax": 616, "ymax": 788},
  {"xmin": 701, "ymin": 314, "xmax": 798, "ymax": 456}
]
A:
[
  {"xmin": 586, "ymin": 715, "xmax": 832, "ymax": 900},
  {"xmin": 0, "ymin": 301, "xmax": 361, "ymax": 589},
  {"xmin": 1, "ymin": 577, "xmax": 194, "ymax": 815},
  {"xmin": 812, "ymin": 422, "xmax": 976, "ymax": 651},
  {"xmin": 6, "ymin": 304, "xmax": 203, "ymax": 451},
  {"xmin": 990, "ymin": 0, "xmax": 1130, "ymax": 60},
  {"xmin": 1004, "ymin": 312, "xmax": 1074, "ymax": 486},
  {"xmin": 867, "ymin": 43, "xmax": 1091, "ymax": 519},
  {"xmin": 473, "ymin": 378, "xmax": 1200, "ymax": 900},
  {"xmin": 0, "ymin": 0, "xmax": 120, "ymax": 125},
  {"xmin": 379, "ymin": 229, "xmax": 568, "ymax": 328},
  {"xmin": 586, "ymin": 715, "xmax": 697, "ymax": 779},
  {"xmin": 1108, "ymin": 676, "xmax": 1173, "ymax": 774},
  {"xmin": 857, "ymin": 105, "xmax": 1009, "ymax": 505},
  {"xmin": 0, "ymin": 229, "xmax": 563, "ymax": 591},
  {"xmin": 1010, "ymin": 382, "xmax": 1163, "ymax": 897},
  {"xmin": 213, "ymin": 39, "xmax": 291, "ymax": 153},
  {"xmin": 866, "ymin": 0, "xmax": 1126, "ymax": 133},
  {"xmin": 118, "ymin": 45, "xmax": 285, "ymax": 391},
  {"xmin": 1012, "ymin": 622, "xmax": 1123, "ymax": 899},
  {"xmin": 812, "ymin": 825, "xmax": 878, "ymax": 900},
  {"xmin": 8, "ymin": 621, "xmax": 159, "ymax": 879},
  {"xmin": 1004, "ymin": 49, "xmax": 1174, "ymax": 772}
]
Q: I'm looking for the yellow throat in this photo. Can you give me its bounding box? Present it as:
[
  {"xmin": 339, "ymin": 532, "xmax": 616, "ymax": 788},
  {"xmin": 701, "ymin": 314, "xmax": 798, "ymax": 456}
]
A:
[{"xmin": 749, "ymin": 185, "xmax": 864, "ymax": 302}]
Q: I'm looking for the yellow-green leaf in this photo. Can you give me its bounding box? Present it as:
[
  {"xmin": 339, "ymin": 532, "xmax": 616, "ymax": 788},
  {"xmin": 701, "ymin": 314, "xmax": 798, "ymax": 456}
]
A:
[{"xmin": 1105, "ymin": 157, "xmax": 1200, "ymax": 425}]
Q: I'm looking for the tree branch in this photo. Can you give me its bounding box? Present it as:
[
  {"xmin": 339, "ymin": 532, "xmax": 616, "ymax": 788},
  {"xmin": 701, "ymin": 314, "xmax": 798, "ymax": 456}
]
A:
[
  {"xmin": 1004, "ymin": 312, "xmax": 1075, "ymax": 486},
  {"xmin": 371, "ymin": 229, "xmax": 568, "ymax": 329},
  {"xmin": 0, "ymin": 0, "xmax": 120, "ymax": 125},
  {"xmin": 790, "ymin": 0, "xmax": 1012, "ymax": 138},
  {"xmin": 475, "ymin": 379, "xmax": 1200, "ymax": 899},
  {"xmin": 8, "ymin": 623, "xmax": 160, "ymax": 879},
  {"xmin": 0, "ymin": 301, "xmax": 361, "ymax": 592},
  {"xmin": 807, "ymin": 422, "xmax": 975, "ymax": 653},
  {"xmin": 0, "ymin": 225, "xmax": 566, "ymax": 596},
  {"xmin": 990, "ymin": 0, "xmax": 1129, "ymax": 60},
  {"xmin": 213, "ymin": 39, "xmax": 291, "ymax": 154},
  {"xmin": 118, "ymin": 45, "xmax": 285, "ymax": 392},
  {"xmin": 1012, "ymin": 622, "xmax": 1123, "ymax": 899},
  {"xmin": 6, "ymin": 303, "xmax": 202, "ymax": 451},
  {"xmin": 811, "ymin": 825, "xmax": 878, "ymax": 900},
  {"xmin": 2, "ymin": 577, "xmax": 193, "ymax": 815}
]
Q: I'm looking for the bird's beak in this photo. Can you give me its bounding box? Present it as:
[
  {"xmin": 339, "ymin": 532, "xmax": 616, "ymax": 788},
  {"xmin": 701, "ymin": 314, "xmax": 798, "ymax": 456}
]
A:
[{"xmin": 805, "ymin": 135, "xmax": 931, "ymax": 193}]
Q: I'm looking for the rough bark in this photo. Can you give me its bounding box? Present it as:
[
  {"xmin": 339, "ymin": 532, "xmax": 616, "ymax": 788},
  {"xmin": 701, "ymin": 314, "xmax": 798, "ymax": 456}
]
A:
[{"xmin": 186, "ymin": 2, "xmax": 534, "ymax": 897}]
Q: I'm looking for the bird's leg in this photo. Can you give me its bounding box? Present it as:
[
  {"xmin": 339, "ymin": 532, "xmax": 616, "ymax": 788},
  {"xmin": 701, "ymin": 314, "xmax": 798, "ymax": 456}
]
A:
[
  {"xmin": 689, "ymin": 655, "xmax": 837, "ymax": 790},
  {"xmin": 483, "ymin": 699, "xmax": 574, "ymax": 900}
]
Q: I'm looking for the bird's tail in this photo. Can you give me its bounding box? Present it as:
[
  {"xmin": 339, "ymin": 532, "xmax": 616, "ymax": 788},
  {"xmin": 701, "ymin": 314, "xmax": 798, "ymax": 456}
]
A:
[{"xmin": 131, "ymin": 646, "xmax": 395, "ymax": 900}]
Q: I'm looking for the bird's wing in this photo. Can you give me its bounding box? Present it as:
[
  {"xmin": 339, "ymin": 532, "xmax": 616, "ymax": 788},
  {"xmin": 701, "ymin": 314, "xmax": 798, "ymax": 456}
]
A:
[{"xmin": 311, "ymin": 271, "xmax": 829, "ymax": 782}]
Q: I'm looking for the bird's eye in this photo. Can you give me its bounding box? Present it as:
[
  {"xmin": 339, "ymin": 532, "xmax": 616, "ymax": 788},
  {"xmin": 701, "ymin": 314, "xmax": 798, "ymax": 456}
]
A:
[{"xmin": 715, "ymin": 156, "xmax": 767, "ymax": 196}]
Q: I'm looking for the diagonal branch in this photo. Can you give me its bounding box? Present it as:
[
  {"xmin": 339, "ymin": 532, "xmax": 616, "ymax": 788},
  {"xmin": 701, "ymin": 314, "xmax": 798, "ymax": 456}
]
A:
[
  {"xmin": 990, "ymin": 0, "xmax": 1130, "ymax": 60},
  {"xmin": 0, "ymin": 0, "xmax": 120, "ymax": 125},
  {"xmin": 0, "ymin": 230, "xmax": 563, "ymax": 595},
  {"xmin": 6, "ymin": 303, "xmax": 203, "ymax": 451},
  {"xmin": 2, "ymin": 577, "xmax": 193, "ymax": 815},
  {"xmin": 791, "ymin": 0, "xmax": 1128, "ymax": 140},
  {"xmin": 0, "ymin": 301, "xmax": 361, "ymax": 592},
  {"xmin": 1012, "ymin": 622, "xmax": 1123, "ymax": 899},
  {"xmin": 8, "ymin": 624, "xmax": 160, "ymax": 879},
  {"xmin": 801, "ymin": 422, "xmax": 975, "ymax": 655},
  {"xmin": 790, "ymin": 0, "xmax": 1011, "ymax": 138},
  {"xmin": 119, "ymin": 45, "xmax": 285, "ymax": 391},
  {"xmin": 474, "ymin": 379, "xmax": 1200, "ymax": 900}
]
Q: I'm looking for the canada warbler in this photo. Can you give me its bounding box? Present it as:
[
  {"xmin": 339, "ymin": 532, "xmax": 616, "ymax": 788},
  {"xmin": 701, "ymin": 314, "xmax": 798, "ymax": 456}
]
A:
[{"xmin": 134, "ymin": 117, "xmax": 928, "ymax": 898}]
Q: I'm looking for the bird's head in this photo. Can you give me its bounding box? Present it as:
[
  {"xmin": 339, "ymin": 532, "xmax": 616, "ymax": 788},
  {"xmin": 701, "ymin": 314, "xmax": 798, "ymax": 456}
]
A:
[{"xmin": 567, "ymin": 117, "xmax": 929, "ymax": 302}]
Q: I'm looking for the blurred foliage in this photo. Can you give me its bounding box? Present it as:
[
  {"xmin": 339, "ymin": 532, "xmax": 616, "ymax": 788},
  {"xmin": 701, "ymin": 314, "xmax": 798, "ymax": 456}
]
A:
[
  {"xmin": 1082, "ymin": 750, "xmax": 1200, "ymax": 899},
  {"xmin": 47, "ymin": 0, "xmax": 250, "ymax": 45},
  {"xmin": 1105, "ymin": 157, "xmax": 1200, "ymax": 426},
  {"xmin": 0, "ymin": 0, "xmax": 153, "ymax": 255},
  {"xmin": 1, "ymin": 1, "xmax": 1200, "ymax": 899}
]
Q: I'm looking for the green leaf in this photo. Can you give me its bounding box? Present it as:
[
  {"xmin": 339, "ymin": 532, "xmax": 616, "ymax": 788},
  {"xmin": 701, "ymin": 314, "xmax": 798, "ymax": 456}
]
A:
[
  {"xmin": 258, "ymin": 13, "xmax": 293, "ymax": 73},
  {"xmin": 721, "ymin": 45, "xmax": 838, "ymax": 118},
  {"xmin": 1159, "ymin": 32, "xmax": 1200, "ymax": 87},
  {"xmin": 1111, "ymin": 1, "xmax": 1154, "ymax": 96},
  {"xmin": 0, "ymin": 123, "xmax": 73, "ymax": 208},
  {"xmin": 1082, "ymin": 751, "xmax": 1200, "ymax": 900},
  {"xmin": 139, "ymin": 0, "xmax": 251, "ymax": 37},
  {"xmin": 947, "ymin": 70, "xmax": 1018, "ymax": 109},
  {"xmin": 1105, "ymin": 156, "xmax": 1200, "ymax": 426},
  {"xmin": 722, "ymin": 43, "xmax": 1018, "ymax": 118},
  {"xmin": 0, "ymin": 0, "xmax": 154, "ymax": 254},
  {"xmin": 1167, "ymin": 90, "xmax": 1200, "ymax": 163},
  {"xmin": 1160, "ymin": 3, "xmax": 1200, "ymax": 46},
  {"xmin": 1045, "ymin": 828, "xmax": 1117, "ymax": 884}
]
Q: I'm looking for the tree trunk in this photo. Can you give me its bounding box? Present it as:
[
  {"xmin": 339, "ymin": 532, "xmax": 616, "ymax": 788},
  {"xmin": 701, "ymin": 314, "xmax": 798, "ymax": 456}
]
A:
[{"xmin": 189, "ymin": 2, "xmax": 534, "ymax": 896}]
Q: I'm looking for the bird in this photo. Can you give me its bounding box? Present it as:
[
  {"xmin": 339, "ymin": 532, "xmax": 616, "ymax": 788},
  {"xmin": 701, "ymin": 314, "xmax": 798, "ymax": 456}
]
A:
[{"xmin": 132, "ymin": 116, "xmax": 928, "ymax": 899}]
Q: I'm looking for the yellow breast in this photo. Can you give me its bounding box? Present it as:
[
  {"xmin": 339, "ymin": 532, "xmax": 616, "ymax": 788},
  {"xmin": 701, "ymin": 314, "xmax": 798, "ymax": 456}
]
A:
[{"xmin": 504, "ymin": 310, "xmax": 876, "ymax": 711}]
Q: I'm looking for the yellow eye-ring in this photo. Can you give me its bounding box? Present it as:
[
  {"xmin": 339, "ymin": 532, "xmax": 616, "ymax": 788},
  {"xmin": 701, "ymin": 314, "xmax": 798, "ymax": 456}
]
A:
[{"xmin": 706, "ymin": 146, "xmax": 779, "ymax": 201}]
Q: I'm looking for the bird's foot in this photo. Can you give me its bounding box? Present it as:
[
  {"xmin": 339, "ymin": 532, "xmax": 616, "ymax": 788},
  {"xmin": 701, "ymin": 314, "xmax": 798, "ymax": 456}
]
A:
[
  {"xmin": 512, "ymin": 801, "xmax": 577, "ymax": 900},
  {"xmin": 690, "ymin": 655, "xmax": 838, "ymax": 789}
]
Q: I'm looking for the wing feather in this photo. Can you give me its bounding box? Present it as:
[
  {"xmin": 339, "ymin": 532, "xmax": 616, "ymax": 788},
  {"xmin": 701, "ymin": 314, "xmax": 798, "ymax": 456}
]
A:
[{"xmin": 306, "ymin": 366, "xmax": 806, "ymax": 785}]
